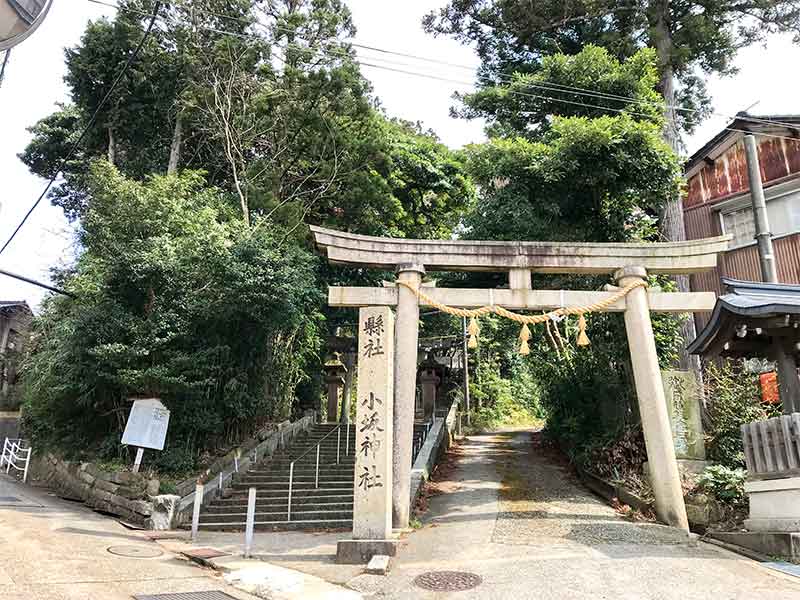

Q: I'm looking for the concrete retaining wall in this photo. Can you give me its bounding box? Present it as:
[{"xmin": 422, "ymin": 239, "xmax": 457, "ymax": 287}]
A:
[{"xmin": 409, "ymin": 399, "xmax": 460, "ymax": 507}]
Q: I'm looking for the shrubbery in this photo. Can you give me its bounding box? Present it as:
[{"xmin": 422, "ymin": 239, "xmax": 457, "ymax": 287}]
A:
[
  {"xmin": 703, "ymin": 361, "xmax": 780, "ymax": 469},
  {"xmin": 21, "ymin": 164, "xmax": 323, "ymax": 473}
]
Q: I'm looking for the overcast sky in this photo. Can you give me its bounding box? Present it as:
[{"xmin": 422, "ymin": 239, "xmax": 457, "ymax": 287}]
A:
[{"xmin": 1, "ymin": 0, "xmax": 799, "ymax": 308}]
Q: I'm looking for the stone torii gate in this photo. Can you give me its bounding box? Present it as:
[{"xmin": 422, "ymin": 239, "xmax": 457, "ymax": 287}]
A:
[{"xmin": 312, "ymin": 226, "xmax": 730, "ymax": 558}]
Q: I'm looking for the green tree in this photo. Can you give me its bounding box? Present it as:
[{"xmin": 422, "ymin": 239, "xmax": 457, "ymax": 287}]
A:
[
  {"xmin": 21, "ymin": 163, "xmax": 323, "ymax": 471},
  {"xmin": 453, "ymin": 47, "xmax": 684, "ymax": 459}
]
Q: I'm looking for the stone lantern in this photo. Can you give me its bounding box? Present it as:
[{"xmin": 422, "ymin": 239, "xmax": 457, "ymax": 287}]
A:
[
  {"xmin": 323, "ymin": 353, "xmax": 347, "ymax": 423},
  {"xmin": 418, "ymin": 351, "xmax": 442, "ymax": 421}
]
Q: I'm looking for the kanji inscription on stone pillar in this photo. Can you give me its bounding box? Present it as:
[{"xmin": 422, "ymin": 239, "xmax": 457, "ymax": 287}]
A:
[{"xmin": 353, "ymin": 306, "xmax": 394, "ymax": 540}]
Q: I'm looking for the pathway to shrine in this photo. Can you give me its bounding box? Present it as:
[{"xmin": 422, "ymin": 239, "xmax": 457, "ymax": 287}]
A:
[{"xmin": 346, "ymin": 429, "xmax": 800, "ymax": 599}]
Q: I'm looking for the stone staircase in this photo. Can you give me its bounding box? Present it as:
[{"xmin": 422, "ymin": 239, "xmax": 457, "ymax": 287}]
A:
[{"xmin": 196, "ymin": 421, "xmax": 432, "ymax": 531}]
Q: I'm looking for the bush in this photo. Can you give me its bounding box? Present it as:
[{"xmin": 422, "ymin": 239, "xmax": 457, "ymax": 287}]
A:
[
  {"xmin": 697, "ymin": 464, "xmax": 747, "ymax": 506},
  {"xmin": 704, "ymin": 361, "xmax": 780, "ymax": 468},
  {"xmin": 20, "ymin": 164, "xmax": 323, "ymax": 472}
]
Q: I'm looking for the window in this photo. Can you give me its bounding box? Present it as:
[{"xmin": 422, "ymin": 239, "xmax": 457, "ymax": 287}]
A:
[{"xmin": 719, "ymin": 189, "xmax": 800, "ymax": 248}]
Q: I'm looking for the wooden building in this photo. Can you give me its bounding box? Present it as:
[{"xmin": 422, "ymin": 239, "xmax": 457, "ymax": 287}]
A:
[{"xmin": 683, "ymin": 113, "xmax": 800, "ymax": 328}]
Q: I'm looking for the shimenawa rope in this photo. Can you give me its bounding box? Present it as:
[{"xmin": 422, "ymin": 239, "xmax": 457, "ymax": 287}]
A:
[{"xmin": 396, "ymin": 279, "xmax": 647, "ymax": 354}]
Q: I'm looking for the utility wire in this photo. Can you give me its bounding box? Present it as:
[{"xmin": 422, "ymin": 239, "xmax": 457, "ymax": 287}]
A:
[
  {"xmin": 87, "ymin": 0, "xmax": 800, "ymax": 133},
  {"xmin": 0, "ymin": 1, "xmax": 163, "ymax": 258},
  {"xmin": 0, "ymin": 268, "xmax": 75, "ymax": 297}
]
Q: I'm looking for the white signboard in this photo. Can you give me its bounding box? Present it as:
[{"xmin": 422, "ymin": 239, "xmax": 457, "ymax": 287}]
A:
[{"xmin": 121, "ymin": 398, "xmax": 170, "ymax": 451}]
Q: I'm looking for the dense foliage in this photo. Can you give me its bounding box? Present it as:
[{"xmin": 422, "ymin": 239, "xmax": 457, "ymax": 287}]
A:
[
  {"xmin": 21, "ymin": 164, "xmax": 323, "ymax": 471},
  {"xmin": 450, "ymin": 47, "xmax": 684, "ymax": 458},
  {"xmin": 703, "ymin": 361, "xmax": 781, "ymax": 468},
  {"xmin": 18, "ymin": 0, "xmax": 473, "ymax": 471},
  {"xmin": 424, "ymin": 0, "xmax": 800, "ymax": 137}
]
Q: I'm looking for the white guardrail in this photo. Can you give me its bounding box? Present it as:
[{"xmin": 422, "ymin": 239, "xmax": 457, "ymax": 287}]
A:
[{"xmin": 1, "ymin": 437, "xmax": 31, "ymax": 483}]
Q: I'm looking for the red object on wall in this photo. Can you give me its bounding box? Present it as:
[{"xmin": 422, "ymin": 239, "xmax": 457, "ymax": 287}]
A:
[{"xmin": 760, "ymin": 372, "xmax": 780, "ymax": 404}]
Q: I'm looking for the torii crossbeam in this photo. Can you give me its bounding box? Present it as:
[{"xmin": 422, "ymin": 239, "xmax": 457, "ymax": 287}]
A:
[{"xmin": 311, "ymin": 225, "xmax": 731, "ymax": 548}]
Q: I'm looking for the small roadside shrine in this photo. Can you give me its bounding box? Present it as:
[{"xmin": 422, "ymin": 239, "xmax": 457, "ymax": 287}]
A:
[
  {"xmin": 688, "ymin": 278, "xmax": 800, "ymax": 545},
  {"xmin": 688, "ymin": 278, "xmax": 800, "ymax": 414},
  {"xmin": 311, "ymin": 225, "xmax": 730, "ymax": 562}
]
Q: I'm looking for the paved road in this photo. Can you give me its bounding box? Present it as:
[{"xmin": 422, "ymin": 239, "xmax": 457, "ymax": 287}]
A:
[
  {"xmin": 0, "ymin": 474, "xmax": 258, "ymax": 600},
  {"xmin": 347, "ymin": 430, "xmax": 800, "ymax": 599}
]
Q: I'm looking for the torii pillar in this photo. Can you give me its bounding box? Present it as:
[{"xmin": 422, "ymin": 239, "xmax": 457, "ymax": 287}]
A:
[
  {"xmin": 392, "ymin": 264, "xmax": 424, "ymax": 529},
  {"xmin": 617, "ymin": 266, "xmax": 689, "ymax": 530}
]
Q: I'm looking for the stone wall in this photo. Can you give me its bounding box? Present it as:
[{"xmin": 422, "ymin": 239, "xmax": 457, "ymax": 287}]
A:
[{"xmin": 36, "ymin": 453, "xmax": 166, "ymax": 527}]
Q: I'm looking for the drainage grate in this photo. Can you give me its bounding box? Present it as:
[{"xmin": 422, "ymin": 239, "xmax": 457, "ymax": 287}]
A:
[
  {"xmin": 107, "ymin": 545, "xmax": 163, "ymax": 558},
  {"xmin": 134, "ymin": 593, "xmax": 239, "ymax": 600},
  {"xmin": 413, "ymin": 570, "xmax": 483, "ymax": 592}
]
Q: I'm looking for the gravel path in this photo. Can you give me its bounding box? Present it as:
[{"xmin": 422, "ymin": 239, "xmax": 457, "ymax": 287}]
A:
[{"xmin": 492, "ymin": 430, "xmax": 689, "ymax": 547}]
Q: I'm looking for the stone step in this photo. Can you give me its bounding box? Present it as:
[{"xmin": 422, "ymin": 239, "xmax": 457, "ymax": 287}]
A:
[
  {"xmin": 196, "ymin": 519, "xmax": 351, "ymax": 532},
  {"xmin": 200, "ymin": 509, "xmax": 353, "ymax": 523},
  {"xmin": 224, "ymin": 487, "xmax": 354, "ymax": 499},
  {"xmin": 230, "ymin": 481, "xmax": 353, "ymax": 490},
  {"xmin": 237, "ymin": 473, "xmax": 354, "ymax": 483},
  {"xmin": 205, "ymin": 501, "xmax": 353, "ymax": 514},
  {"xmin": 244, "ymin": 465, "xmax": 355, "ymax": 476}
]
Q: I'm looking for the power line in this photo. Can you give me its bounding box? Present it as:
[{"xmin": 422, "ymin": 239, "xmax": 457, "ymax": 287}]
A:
[
  {"xmin": 0, "ymin": 268, "xmax": 75, "ymax": 297},
  {"xmin": 0, "ymin": 1, "xmax": 163, "ymax": 258},
  {"xmin": 86, "ymin": 0, "xmax": 800, "ymax": 134}
]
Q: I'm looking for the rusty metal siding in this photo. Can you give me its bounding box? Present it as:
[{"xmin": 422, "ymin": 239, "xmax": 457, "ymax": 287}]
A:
[
  {"xmin": 719, "ymin": 235, "xmax": 800, "ymax": 284},
  {"xmin": 684, "ymin": 136, "xmax": 800, "ymax": 208}
]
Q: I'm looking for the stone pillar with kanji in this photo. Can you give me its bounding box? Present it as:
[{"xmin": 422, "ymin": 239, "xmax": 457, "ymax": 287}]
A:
[{"xmin": 337, "ymin": 306, "xmax": 398, "ymax": 563}]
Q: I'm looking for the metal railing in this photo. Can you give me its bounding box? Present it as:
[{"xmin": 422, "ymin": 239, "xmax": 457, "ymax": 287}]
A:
[
  {"xmin": 411, "ymin": 419, "xmax": 434, "ymax": 464},
  {"xmin": 287, "ymin": 423, "xmax": 350, "ymax": 522},
  {"xmin": 1, "ymin": 438, "xmax": 31, "ymax": 483}
]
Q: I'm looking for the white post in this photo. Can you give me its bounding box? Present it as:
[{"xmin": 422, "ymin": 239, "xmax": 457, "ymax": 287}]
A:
[
  {"xmin": 616, "ymin": 266, "xmax": 689, "ymax": 532},
  {"xmin": 315, "ymin": 444, "xmax": 320, "ymax": 488},
  {"xmin": 132, "ymin": 447, "xmax": 144, "ymax": 473},
  {"xmin": 191, "ymin": 483, "xmax": 203, "ymax": 542},
  {"xmin": 287, "ymin": 462, "xmax": 294, "ymax": 522},
  {"xmin": 22, "ymin": 448, "xmax": 30, "ymax": 484},
  {"xmin": 234, "ymin": 450, "xmax": 239, "ymax": 473},
  {"xmin": 244, "ymin": 487, "xmax": 256, "ymax": 558}
]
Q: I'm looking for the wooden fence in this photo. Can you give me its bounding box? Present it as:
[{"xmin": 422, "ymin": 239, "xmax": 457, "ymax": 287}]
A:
[{"xmin": 741, "ymin": 414, "xmax": 800, "ymax": 478}]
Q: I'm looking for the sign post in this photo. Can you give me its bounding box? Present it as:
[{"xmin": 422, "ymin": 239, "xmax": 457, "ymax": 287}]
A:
[
  {"xmin": 336, "ymin": 306, "xmax": 397, "ymax": 563},
  {"xmin": 121, "ymin": 398, "xmax": 171, "ymax": 472}
]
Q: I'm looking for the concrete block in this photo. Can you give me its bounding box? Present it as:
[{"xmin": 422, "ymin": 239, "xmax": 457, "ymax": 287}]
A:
[
  {"xmin": 336, "ymin": 539, "xmax": 398, "ymax": 564},
  {"xmin": 146, "ymin": 494, "xmax": 180, "ymax": 530},
  {"xmin": 710, "ymin": 531, "xmax": 800, "ymax": 561},
  {"xmin": 365, "ymin": 554, "xmax": 390, "ymax": 575},
  {"xmin": 745, "ymin": 476, "xmax": 800, "ymax": 531}
]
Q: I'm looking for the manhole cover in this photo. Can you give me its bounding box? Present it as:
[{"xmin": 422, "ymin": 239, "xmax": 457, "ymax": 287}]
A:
[
  {"xmin": 414, "ymin": 571, "xmax": 483, "ymax": 592},
  {"xmin": 107, "ymin": 545, "xmax": 163, "ymax": 558},
  {"xmin": 134, "ymin": 593, "xmax": 238, "ymax": 600}
]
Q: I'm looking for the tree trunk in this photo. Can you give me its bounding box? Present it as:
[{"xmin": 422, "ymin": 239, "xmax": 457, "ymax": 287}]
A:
[
  {"xmin": 107, "ymin": 126, "xmax": 116, "ymax": 165},
  {"xmin": 651, "ymin": 0, "xmax": 700, "ymax": 372},
  {"xmin": 167, "ymin": 112, "xmax": 183, "ymax": 175}
]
